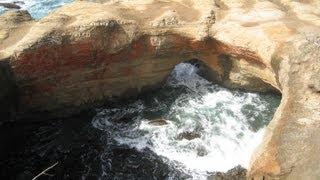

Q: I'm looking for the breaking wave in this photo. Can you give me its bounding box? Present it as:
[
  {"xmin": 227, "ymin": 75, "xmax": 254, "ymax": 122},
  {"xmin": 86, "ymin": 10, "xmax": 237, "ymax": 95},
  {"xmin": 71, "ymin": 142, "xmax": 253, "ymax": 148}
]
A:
[{"xmin": 92, "ymin": 62, "xmax": 280, "ymax": 179}]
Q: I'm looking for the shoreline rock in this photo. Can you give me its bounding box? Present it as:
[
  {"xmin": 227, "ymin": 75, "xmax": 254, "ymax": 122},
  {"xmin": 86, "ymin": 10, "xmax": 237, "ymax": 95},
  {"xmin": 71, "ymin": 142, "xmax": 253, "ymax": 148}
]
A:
[
  {"xmin": 0, "ymin": 1, "xmax": 319, "ymax": 179},
  {"xmin": 0, "ymin": 3, "xmax": 21, "ymax": 9},
  {"xmin": 209, "ymin": 165, "xmax": 247, "ymax": 180}
]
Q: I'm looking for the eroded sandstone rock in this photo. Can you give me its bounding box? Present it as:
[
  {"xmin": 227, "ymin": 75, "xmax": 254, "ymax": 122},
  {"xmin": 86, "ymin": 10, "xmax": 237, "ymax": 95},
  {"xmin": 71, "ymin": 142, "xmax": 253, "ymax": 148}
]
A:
[{"xmin": 0, "ymin": 0, "xmax": 319, "ymax": 179}]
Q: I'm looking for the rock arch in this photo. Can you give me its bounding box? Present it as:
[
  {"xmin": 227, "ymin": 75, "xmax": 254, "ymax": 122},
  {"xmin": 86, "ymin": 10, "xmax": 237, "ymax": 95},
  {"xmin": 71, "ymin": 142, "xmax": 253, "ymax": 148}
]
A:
[{"xmin": 0, "ymin": 0, "xmax": 320, "ymax": 179}]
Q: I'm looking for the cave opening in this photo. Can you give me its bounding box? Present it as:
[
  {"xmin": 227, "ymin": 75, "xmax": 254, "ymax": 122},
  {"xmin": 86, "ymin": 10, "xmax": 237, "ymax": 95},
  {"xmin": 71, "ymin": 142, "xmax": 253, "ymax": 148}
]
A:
[
  {"xmin": 88, "ymin": 58, "xmax": 281, "ymax": 179},
  {"xmin": 0, "ymin": 58, "xmax": 281, "ymax": 179}
]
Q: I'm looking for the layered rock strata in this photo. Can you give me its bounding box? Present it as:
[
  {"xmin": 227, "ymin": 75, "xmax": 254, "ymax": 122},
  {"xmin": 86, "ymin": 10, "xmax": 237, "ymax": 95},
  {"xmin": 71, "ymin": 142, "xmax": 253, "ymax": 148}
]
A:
[{"xmin": 0, "ymin": 0, "xmax": 319, "ymax": 179}]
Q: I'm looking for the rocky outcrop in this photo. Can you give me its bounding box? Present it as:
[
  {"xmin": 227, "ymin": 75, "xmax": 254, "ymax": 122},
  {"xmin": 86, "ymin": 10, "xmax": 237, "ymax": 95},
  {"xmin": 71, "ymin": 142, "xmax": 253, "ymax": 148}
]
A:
[
  {"xmin": 0, "ymin": 3, "xmax": 21, "ymax": 10},
  {"xmin": 209, "ymin": 165, "xmax": 247, "ymax": 180},
  {"xmin": 177, "ymin": 131, "xmax": 201, "ymax": 141},
  {"xmin": 0, "ymin": 2, "xmax": 278, "ymax": 114},
  {"xmin": 0, "ymin": 0, "xmax": 319, "ymax": 179},
  {"xmin": 211, "ymin": 1, "xmax": 320, "ymax": 179}
]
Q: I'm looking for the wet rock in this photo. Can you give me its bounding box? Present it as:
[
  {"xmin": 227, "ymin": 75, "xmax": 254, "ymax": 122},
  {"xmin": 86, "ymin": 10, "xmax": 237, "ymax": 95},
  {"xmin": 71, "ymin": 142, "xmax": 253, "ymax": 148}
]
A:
[
  {"xmin": 196, "ymin": 146, "xmax": 208, "ymax": 157},
  {"xmin": 13, "ymin": 1, "xmax": 25, "ymax": 5},
  {"xmin": 177, "ymin": 131, "xmax": 201, "ymax": 140},
  {"xmin": 208, "ymin": 165, "xmax": 247, "ymax": 180},
  {"xmin": 111, "ymin": 113, "xmax": 137, "ymax": 123},
  {"xmin": 0, "ymin": 3, "xmax": 21, "ymax": 9},
  {"xmin": 148, "ymin": 119, "xmax": 168, "ymax": 126}
]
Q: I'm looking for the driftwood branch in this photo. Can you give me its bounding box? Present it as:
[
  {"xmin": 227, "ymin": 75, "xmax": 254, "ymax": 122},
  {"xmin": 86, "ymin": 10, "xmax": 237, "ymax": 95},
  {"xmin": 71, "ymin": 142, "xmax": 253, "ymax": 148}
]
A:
[{"xmin": 32, "ymin": 162, "xmax": 58, "ymax": 180}]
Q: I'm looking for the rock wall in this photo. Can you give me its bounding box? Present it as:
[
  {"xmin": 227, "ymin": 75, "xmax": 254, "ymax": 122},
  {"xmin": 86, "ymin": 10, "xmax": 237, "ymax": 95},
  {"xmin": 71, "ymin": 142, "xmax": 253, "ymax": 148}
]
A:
[
  {"xmin": 0, "ymin": 2, "xmax": 278, "ymax": 114},
  {"xmin": 0, "ymin": 60, "xmax": 16, "ymax": 122},
  {"xmin": 0, "ymin": 0, "xmax": 320, "ymax": 179}
]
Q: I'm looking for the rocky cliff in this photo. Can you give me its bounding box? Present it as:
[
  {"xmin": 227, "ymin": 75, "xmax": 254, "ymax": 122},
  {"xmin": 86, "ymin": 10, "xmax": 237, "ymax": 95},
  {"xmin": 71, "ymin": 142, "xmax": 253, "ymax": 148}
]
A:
[{"xmin": 0, "ymin": 0, "xmax": 319, "ymax": 179}]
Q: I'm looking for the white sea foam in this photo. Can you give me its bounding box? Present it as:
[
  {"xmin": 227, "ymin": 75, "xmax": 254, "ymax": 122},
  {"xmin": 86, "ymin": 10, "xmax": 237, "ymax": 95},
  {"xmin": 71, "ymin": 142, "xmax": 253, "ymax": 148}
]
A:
[{"xmin": 92, "ymin": 63, "xmax": 278, "ymax": 179}]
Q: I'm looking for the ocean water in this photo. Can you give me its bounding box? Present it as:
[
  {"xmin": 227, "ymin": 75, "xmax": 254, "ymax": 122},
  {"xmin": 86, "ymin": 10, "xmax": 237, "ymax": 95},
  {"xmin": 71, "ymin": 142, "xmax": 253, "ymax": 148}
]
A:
[
  {"xmin": 0, "ymin": 62, "xmax": 280, "ymax": 179},
  {"xmin": 0, "ymin": 0, "xmax": 73, "ymax": 19},
  {"xmin": 92, "ymin": 62, "xmax": 281, "ymax": 179}
]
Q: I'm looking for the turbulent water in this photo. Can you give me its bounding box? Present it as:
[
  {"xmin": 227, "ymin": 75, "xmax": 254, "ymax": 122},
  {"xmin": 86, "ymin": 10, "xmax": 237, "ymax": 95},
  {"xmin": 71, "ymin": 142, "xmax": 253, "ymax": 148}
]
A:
[
  {"xmin": 0, "ymin": 62, "xmax": 280, "ymax": 179},
  {"xmin": 92, "ymin": 63, "xmax": 280, "ymax": 179},
  {"xmin": 0, "ymin": 0, "xmax": 73, "ymax": 19}
]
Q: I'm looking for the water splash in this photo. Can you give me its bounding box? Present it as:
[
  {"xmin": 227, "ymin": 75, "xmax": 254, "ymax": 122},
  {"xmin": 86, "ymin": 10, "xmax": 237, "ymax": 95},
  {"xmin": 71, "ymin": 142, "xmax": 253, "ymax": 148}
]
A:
[{"xmin": 92, "ymin": 63, "xmax": 280, "ymax": 179}]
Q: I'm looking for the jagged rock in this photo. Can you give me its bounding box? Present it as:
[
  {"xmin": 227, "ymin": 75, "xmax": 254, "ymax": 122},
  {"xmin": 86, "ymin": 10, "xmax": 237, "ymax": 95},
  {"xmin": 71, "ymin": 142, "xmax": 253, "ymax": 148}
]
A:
[
  {"xmin": 0, "ymin": 0, "xmax": 319, "ymax": 179},
  {"xmin": 177, "ymin": 131, "xmax": 201, "ymax": 140},
  {"xmin": 150, "ymin": 10, "xmax": 184, "ymax": 27},
  {"xmin": 0, "ymin": 3, "xmax": 21, "ymax": 9},
  {"xmin": 209, "ymin": 165, "xmax": 247, "ymax": 180}
]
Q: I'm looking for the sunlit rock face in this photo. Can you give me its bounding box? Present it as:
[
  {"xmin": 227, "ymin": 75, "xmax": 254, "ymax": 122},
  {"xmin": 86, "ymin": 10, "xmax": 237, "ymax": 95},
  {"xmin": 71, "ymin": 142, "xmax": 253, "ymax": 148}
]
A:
[
  {"xmin": 0, "ymin": 0, "xmax": 320, "ymax": 179},
  {"xmin": 0, "ymin": 0, "xmax": 278, "ymax": 113}
]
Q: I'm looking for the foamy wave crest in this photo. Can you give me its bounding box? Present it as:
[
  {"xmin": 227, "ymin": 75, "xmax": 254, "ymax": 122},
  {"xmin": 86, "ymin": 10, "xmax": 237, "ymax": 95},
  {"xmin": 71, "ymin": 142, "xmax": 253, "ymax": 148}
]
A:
[{"xmin": 92, "ymin": 63, "xmax": 280, "ymax": 179}]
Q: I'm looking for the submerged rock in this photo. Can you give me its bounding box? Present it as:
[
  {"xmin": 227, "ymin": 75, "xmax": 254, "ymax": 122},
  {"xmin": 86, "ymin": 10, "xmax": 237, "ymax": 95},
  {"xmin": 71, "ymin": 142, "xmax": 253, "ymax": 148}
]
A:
[
  {"xmin": 177, "ymin": 131, "xmax": 201, "ymax": 140},
  {"xmin": 196, "ymin": 146, "xmax": 208, "ymax": 157},
  {"xmin": 148, "ymin": 119, "xmax": 168, "ymax": 126}
]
